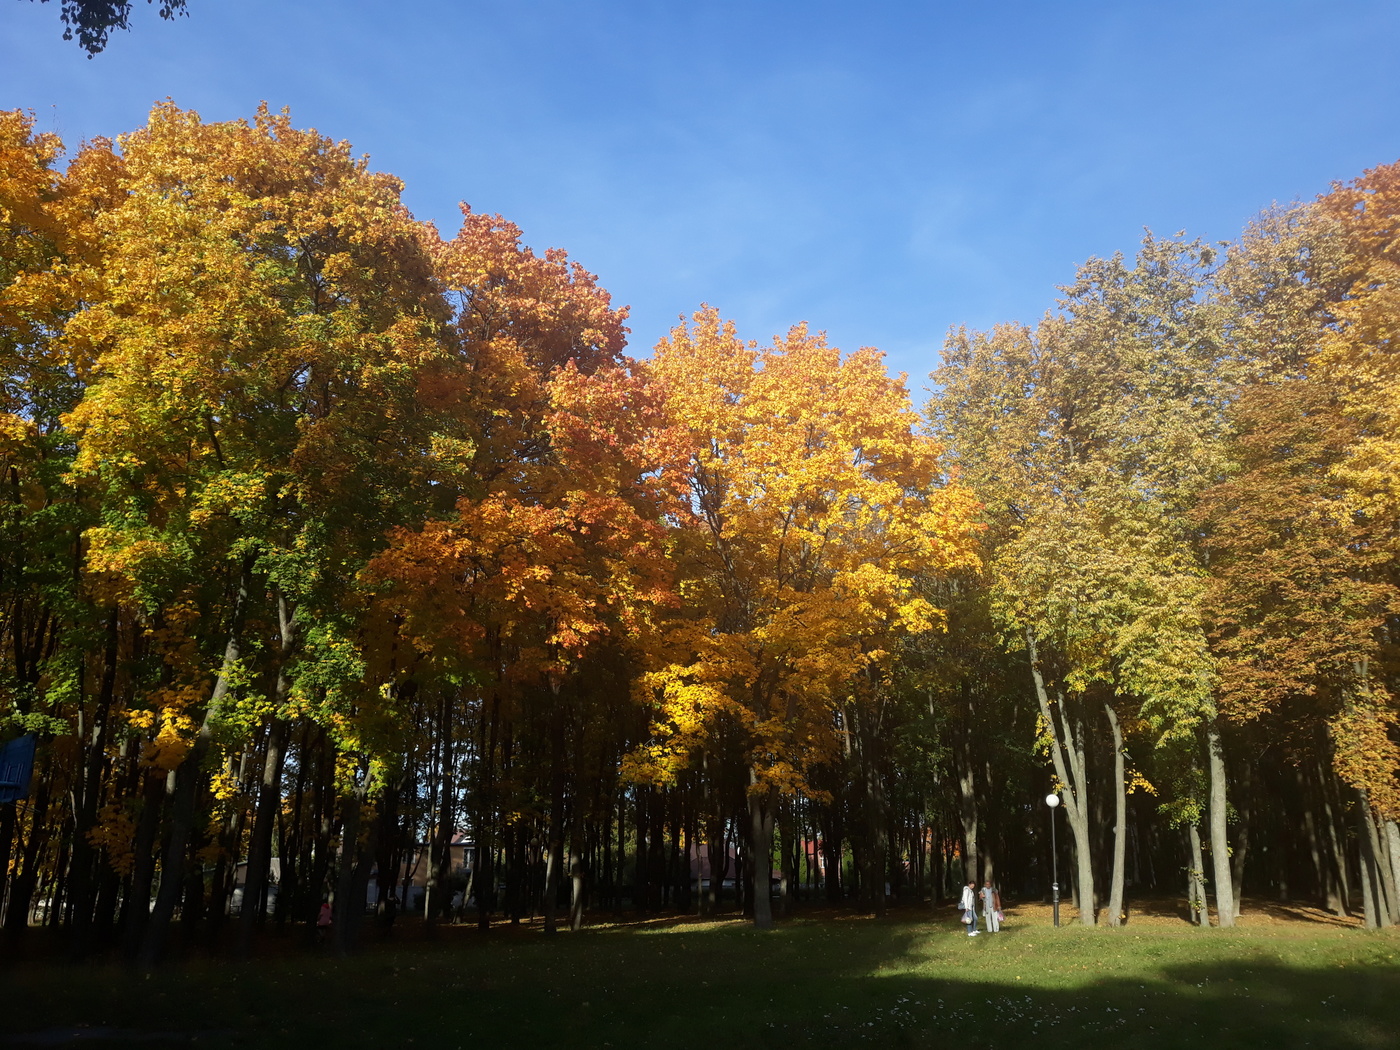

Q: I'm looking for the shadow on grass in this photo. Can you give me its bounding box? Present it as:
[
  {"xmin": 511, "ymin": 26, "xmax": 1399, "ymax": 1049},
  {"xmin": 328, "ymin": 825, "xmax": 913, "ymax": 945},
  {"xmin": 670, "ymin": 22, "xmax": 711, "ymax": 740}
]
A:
[{"xmin": 3, "ymin": 916, "xmax": 1398, "ymax": 1049}]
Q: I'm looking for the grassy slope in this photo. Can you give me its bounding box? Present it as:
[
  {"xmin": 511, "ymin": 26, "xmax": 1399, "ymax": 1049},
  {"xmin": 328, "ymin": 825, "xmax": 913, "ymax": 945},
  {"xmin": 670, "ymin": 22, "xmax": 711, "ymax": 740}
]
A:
[{"xmin": 4, "ymin": 909, "xmax": 1399, "ymax": 1049}]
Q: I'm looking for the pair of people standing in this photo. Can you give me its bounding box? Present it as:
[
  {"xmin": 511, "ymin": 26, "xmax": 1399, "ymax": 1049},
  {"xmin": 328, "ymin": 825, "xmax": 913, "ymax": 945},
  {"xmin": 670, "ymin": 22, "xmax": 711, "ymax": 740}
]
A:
[{"xmin": 959, "ymin": 879, "xmax": 1002, "ymax": 936}]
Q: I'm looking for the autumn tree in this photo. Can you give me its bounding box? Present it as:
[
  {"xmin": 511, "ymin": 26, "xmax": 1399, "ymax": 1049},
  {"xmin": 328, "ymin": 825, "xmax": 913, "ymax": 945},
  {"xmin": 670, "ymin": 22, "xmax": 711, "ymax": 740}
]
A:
[
  {"xmin": 1312, "ymin": 166, "xmax": 1400, "ymax": 924},
  {"xmin": 633, "ymin": 307, "xmax": 978, "ymax": 928},
  {"xmin": 10, "ymin": 101, "xmax": 1400, "ymax": 958},
  {"xmin": 0, "ymin": 109, "xmax": 87, "ymax": 943},
  {"xmin": 57, "ymin": 101, "xmax": 448, "ymax": 961},
  {"xmin": 1199, "ymin": 190, "xmax": 1400, "ymax": 926},
  {"xmin": 364, "ymin": 208, "xmax": 675, "ymax": 934},
  {"xmin": 933, "ymin": 233, "xmax": 1241, "ymax": 926}
]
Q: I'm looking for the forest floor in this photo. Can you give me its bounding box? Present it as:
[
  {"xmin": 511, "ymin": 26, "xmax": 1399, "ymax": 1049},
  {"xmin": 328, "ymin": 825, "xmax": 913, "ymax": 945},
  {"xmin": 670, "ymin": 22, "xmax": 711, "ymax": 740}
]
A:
[{"xmin": 2, "ymin": 897, "xmax": 1397, "ymax": 1049}]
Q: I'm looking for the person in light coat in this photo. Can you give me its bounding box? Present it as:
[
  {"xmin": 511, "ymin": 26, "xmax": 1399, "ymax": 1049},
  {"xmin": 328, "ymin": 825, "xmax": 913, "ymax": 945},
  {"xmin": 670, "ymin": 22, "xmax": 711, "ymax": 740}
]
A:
[
  {"xmin": 959, "ymin": 879, "xmax": 979, "ymax": 936},
  {"xmin": 980, "ymin": 879, "xmax": 1002, "ymax": 932}
]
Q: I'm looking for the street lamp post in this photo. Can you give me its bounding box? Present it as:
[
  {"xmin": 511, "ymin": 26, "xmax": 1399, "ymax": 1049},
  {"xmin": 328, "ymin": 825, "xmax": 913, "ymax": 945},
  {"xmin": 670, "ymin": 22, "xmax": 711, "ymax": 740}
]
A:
[{"xmin": 1045, "ymin": 793, "xmax": 1061, "ymax": 928}]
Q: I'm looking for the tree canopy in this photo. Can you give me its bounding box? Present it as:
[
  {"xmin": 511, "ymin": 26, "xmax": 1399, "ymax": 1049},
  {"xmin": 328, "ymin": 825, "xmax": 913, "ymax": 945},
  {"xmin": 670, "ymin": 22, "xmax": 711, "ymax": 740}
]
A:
[{"xmin": 1, "ymin": 104, "xmax": 1399, "ymax": 958}]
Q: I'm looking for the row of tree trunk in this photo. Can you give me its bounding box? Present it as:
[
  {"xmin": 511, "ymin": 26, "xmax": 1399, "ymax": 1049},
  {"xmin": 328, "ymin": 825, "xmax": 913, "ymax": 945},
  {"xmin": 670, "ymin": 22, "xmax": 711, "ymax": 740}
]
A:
[{"xmin": 4, "ymin": 661, "xmax": 1392, "ymax": 961}]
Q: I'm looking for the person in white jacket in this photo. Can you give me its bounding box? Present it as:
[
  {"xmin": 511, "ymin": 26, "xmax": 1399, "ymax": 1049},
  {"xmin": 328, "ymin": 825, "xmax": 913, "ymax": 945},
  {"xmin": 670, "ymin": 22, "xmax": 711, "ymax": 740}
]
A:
[{"xmin": 959, "ymin": 880, "xmax": 979, "ymax": 936}]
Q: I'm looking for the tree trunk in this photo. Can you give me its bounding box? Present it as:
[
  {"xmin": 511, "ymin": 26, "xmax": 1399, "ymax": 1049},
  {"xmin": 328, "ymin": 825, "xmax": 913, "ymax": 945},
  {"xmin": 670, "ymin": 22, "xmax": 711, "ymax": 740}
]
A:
[
  {"xmin": 542, "ymin": 684, "xmax": 565, "ymax": 935},
  {"xmin": 704, "ymin": 812, "xmax": 725, "ymax": 916},
  {"xmin": 0, "ymin": 801, "xmax": 14, "ymax": 928},
  {"xmin": 1104, "ymin": 700, "xmax": 1127, "ymax": 927},
  {"xmin": 1232, "ymin": 760, "xmax": 1252, "ymax": 918},
  {"xmin": 1317, "ymin": 756, "xmax": 1352, "ymax": 914},
  {"xmin": 4, "ymin": 751, "xmax": 51, "ymax": 937},
  {"xmin": 332, "ymin": 762, "xmax": 378, "ymax": 953},
  {"xmin": 120, "ymin": 769, "xmax": 166, "ymax": 960},
  {"xmin": 956, "ymin": 752, "xmax": 979, "ymax": 889},
  {"xmin": 1205, "ymin": 721, "xmax": 1235, "ymax": 927},
  {"xmin": 862, "ymin": 705, "xmax": 889, "ymax": 917},
  {"xmin": 1385, "ymin": 821, "xmax": 1400, "ymax": 923},
  {"xmin": 1026, "ymin": 630, "xmax": 1095, "ymax": 925},
  {"xmin": 778, "ymin": 797, "xmax": 795, "ymax": 918},
  {"xmin": 748, "ymin": 774, "xmax": 777, "ymax": 929},
  {"xmin": 1298, "ymin": 766, "xmax": 1326, "ymax": 906},
  {"xmin": 1364, "ymin": 802, "xmax": 1398, "ymax": 925},
  {"xmin": 1357, "ymin": 790, "xmax": 1391, "ymax": 929},
  {"xmin": 1187, "ymin": 824, "xmax": 1207, "ymax": 925},
  {"xmin": 139, "ymin": 559, "xmax": 253, "ymax": 968},
  {"xmin": 239, "ymin": 717, "xmax": 289, "ymax": 951},
  {"xmin": 426, "ymin": 692, "xmax": 455, "ymax": 926},
  {"xmin": 305, "ymin": 736, "xmax": 339, "ymax": 938},
  {"xmin": 66, "ymin": 608, "xmax": 119, "ymax": 960},
  {"xmin": 569, "ymin": 817, "xmax": 586, "ymax": 931},
  {"xmin": 477, "ymin": 694, "xmax": 501, "ymax": 930},
  {"xmin": 206, "ymin": 754, "xmax": 249, "ymax": 940},
  {"xmin": 822, "ymin": 809, "xmax": 842, "ymax": 904},
  {"xmin": 240, "ymin": 592, "xmax": 298, "ymax": 950}
]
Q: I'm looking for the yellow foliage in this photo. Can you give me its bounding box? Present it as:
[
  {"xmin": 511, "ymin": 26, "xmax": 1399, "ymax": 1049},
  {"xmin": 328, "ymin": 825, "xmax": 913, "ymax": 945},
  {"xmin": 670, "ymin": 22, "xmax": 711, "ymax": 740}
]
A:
[
  {"xmin": 627, "ymin": 307, "xmax": 981, "ymax": 793},
  {"xmin": 208, "ymin": 766, "xmax": 243, "ymax": 803},
  {"xmin": 87, "ymin": 803, "xmax": 137, "ymax": 878},
  {"xmin": 1126, "ymin": 768, "xmax": 1157, "ymax": 796},
  {"xmin": 144, "ymin": 709, "xmax": 197, "ymax": 771},
  {"xmin": 1330, "ymin": 695, "xmax": 1400, "ymax": 819},
  {"xmin": 125, "ymin": 708, "xmax": 156, "ymax": 732}
]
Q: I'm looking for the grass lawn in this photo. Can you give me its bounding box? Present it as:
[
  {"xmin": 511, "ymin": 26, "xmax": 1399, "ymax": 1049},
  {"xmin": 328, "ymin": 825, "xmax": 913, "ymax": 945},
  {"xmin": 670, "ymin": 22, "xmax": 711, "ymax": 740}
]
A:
[{"xmin": 3, "ymin": 900, "xmax": 1399, "ymax": 1049}]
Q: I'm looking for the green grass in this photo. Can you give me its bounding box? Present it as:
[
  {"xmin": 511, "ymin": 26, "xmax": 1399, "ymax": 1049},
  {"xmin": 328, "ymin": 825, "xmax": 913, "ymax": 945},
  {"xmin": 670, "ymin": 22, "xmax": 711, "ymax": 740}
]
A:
[{"xmin": 4, "ymin": 911, "xmax": 1400, "ymax": 1048}]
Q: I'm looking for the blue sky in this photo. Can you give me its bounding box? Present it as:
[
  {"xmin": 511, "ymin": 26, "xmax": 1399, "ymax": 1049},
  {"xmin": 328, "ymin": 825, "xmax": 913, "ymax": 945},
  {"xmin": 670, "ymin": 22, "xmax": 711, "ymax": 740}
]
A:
[{"xmin": 5, "ymin": 0, "xmax": 1400, "ymax": 389}]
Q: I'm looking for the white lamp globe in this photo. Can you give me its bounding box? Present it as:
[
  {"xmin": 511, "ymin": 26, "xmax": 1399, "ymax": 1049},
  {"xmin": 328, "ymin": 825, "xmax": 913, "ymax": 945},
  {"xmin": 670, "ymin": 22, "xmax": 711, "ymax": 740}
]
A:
[{"xmin": 1045, "ymin": 793, "xmax": 1060, "ymax": 808}]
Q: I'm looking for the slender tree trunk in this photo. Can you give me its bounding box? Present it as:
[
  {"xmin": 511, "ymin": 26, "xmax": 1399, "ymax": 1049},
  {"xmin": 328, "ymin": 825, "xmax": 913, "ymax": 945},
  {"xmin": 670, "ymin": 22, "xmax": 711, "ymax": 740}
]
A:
[
  {"xmin": 372, "ymin": 776, "xmax": 402, "ymax": 927},
  {"xmin": 477, "ymin": 693, "xmax": 501, "ymax": 930},
  {"xmin": 1357, "ymin": 789, "xmax": 1392, "ymax": 929},
  {"xmin": 67, "ymin": 608, "xmax": 119, "ymax": 960},
  {"xmin": 333, "ymin": 780, "xmax": 361, "ymax": 949},
  {"xmin": 569, "ymin": 816, "xmax": 586, "ymax": 931},
  {"xmin": 180, "ymin": 824, "xmax": 207, "ymax": 944},
  {"xmin": 305, "ymin": 736, "xmax": 338, "ymax": 938},
  {"xmin": 1365, "ymin": 803, "xmax": 1399, "ymax": 925},
  {"xmin": 778, "ymin": 797, "xmax": 795, "ymax": 918},
  {"xmin": 120, "ymin": 769, "xmax": 166, "ymax": 960},
  {"xmin": 1205, "ymin": 721, "xmax": 1236, "ymax": 927},
  {"xmin": 1232, "ymin": 760, "xmax": 1252, "ymax": 918},
  {"xmin": 333, "ymin": 762, "xmax": 378, "ymax": 953},
  {"xmin": 748, "ymin": 774, "xmax": 777, "ymax": 929},
  {"xmin": 139, "ymin": 559, "xmax": 253, "ymax": 968},
  {"xmin": 0, "ymin": 802, "xmax": 14, "ymax": 927},
  {"xmin": 858, "ymin": 700, "xmax": 889, "ymax": 917},
  {"xmin": 735, "ymin": 811, "xmax": 749, "ymax": 916},
  {"xmin": 5, "ymin": 764, "xmax": 51, "ymax": 937},
  {"xmin": 1318, "ymin": 756, "xmax": 1352, "ymax": 914},
  {"xmin": 822, "ymin": 809, "xmax": 842, "ymax": 904},
  {"xmin": 542, "ymin": 684, "xmax": 565, "ymax": 935},
  {"xmin": 1104, "ymin": 700, "xmax": 1127, "ymax": 927},
  {"xmin": 206, "ymin": 751, "xmax": 251, "ymax": 941},
  {"xmin": 1187, "ymin": 824, "xmax": 1207, "ymax": 925},
  {"xmin": 956, "ymin": 750, "xmax": 979, "ymax": 888},
  {"xmin": 1026, "ymin": 630, "xmax": 1095, "ymax": 925},
  {"xmin": 704, "ymin": 813, "xmax": 725, "ymax": 916},
  {"xmin": 1385, "ymin": 821, "xmax": 1400, "ymax": 923},
  {"xmin": 648, "ymin": 787, "xmax": 666, "ymax": 911},
  {"xmin": 239, "ymin": 717, "xmax": 289, "ymax": 952},
  {"xmin": 426, "ymin": 692, "xmax": 455, "ymax": 925},
  {"xmin": 240, "ymin": 593, "xmax": 298, "ymax": 951},
  {"xmin": 1298, "ymin": 766, "xmax": 1326, "ymax": 907}
]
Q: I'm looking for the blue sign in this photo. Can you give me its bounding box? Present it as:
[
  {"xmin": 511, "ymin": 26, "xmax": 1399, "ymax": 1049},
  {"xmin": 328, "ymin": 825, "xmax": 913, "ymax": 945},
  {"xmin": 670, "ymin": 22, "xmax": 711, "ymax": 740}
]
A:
[{"xmin": 0, "ymin": 734, "xmax": 36, "ymax": 803}]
